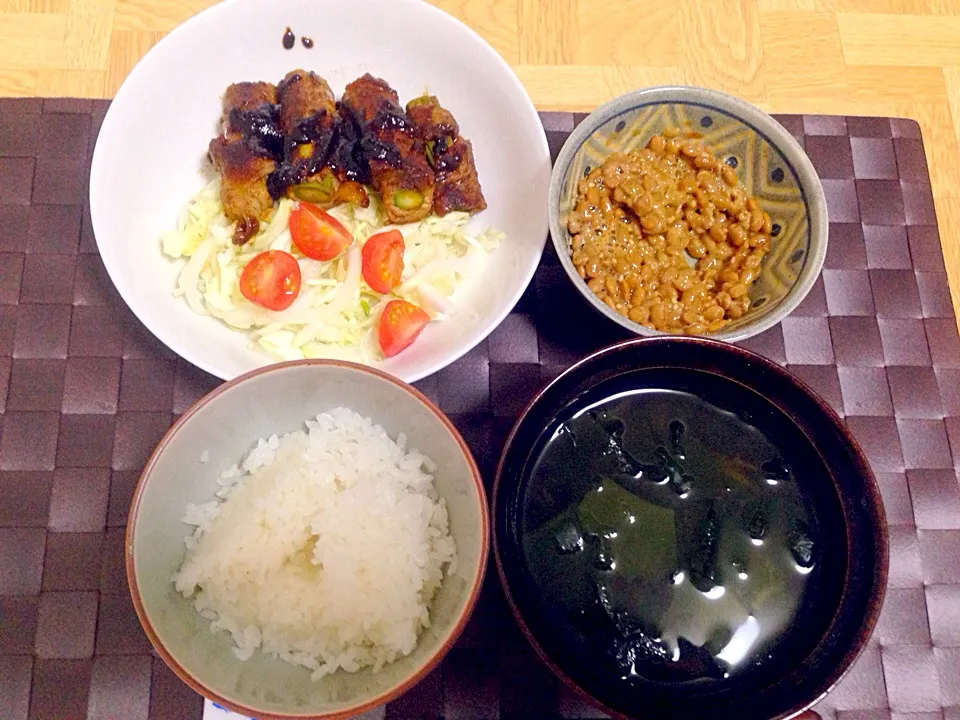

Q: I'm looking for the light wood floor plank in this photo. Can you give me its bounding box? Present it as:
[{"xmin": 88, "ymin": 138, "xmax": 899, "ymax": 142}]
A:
[
  {"xmin": 838, "ymin": 12, "xmax": 960, "ymax": 66},
  {"xmin": 678, "ymin": 0, "xmax": 767, "ymax": 100}
]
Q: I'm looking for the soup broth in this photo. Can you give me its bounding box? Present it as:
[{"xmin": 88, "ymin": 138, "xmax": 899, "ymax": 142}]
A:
[{"xmin": 520, "ymin": 371, "xmax": 834, "ymax": 689}]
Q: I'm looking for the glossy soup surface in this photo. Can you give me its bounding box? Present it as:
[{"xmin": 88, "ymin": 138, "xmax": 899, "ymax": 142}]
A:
[{"xmin": 520, "ymin": 377, "xmax": 829, "ymax": 688}]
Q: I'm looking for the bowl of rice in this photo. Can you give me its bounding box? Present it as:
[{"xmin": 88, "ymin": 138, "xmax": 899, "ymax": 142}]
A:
[{"xmin": 126, "ymin": 360, "xmax": 488, "ymax": 718}]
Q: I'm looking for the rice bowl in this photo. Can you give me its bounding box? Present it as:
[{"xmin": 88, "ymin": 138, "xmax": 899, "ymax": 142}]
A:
[
  {"xmin": 174, "ymin": 408, "xmax": 457, "ymax": 679},
  {"xmin": 126, "ymin": 360, "xmax": 488, "ymax": 718}
]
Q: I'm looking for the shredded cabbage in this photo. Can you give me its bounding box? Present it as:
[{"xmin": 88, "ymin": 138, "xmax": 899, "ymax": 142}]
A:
[{"xmin": 161, "ymin": 179, "xmax": 503, "ymax": 362}]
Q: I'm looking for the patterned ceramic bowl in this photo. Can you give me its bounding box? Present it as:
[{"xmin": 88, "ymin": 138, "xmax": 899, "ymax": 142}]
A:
[{"xmin": 548, "ymin": 86, "xmax": 828, "ymax": 342}]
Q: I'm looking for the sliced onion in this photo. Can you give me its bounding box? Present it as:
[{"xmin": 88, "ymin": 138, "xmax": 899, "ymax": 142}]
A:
[
  {"xmin": 397, "ymin": 257, "xmax": 471, "ymax": 293},
  {"xmin": 417, "ymin": 283, "xmax": 456, "ymax": 317},
  {"xmin": 177, "ymin": 239, "xmax": 214, "ymax": 316},
  {"xmin": 269, "ymin": 228, "xmax": 292, "ymax": 253},
  {"xmin": 217, "ymin": 309, "xmax": 256, "ymax": 330},
  {"xmin": 298, "ymin": 257, "xmax": 325, "ymax": 281},
  {"xmin": 292, "ymin": 246, "xmax": 362, "ymax": 345},
  {"xmin": 253, "ymin": 199, "xmax": 294, "ymax": 250},
  {"xmin": 335, "ymin": 246, "xmax": 361, "ymax": 308}
]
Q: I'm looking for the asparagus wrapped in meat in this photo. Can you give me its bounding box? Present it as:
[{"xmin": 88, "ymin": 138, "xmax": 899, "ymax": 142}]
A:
[
  {"xmin": 276, "ymin": 69, "xmax": 337, "ymax": 135},
  {"xmin": 405, "ymin": 94, "xmax": 458, "ymax": 147},
  {"xmin": 208, "ymin": 81, "xmax": 281, "ymax": 244},
  {"xmin": 270, "ymin": 70, "xmax": 369, "ymax": 209},
  {"xmin": 342, "ymin": 74, "xmax": 435, "ymax": 224},
  {"xmin": 432, "ymin": 137, "xmax": 486, "ymax": 215},
  {"xmin": 209, "ymin": 74, "xmax": 487, "ymax": 245},
  {"xmin": 406, "ymin": 95, "xmax": 486, "ymax": 216}
]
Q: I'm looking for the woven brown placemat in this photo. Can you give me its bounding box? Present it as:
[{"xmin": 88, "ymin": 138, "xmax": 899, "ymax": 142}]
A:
[{"xmin": 0, "ymin": 99, "xmax": 957, "ymax": 720}]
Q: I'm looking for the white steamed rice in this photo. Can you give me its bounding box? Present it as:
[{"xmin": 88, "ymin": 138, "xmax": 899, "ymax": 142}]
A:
[{"xmin": 173, "ymin": 407, "xmax": 457, "ymax": 679}]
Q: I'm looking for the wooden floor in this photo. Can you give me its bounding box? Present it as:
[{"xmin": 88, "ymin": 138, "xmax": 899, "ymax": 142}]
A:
[{"xmin": 2, "ymin": 0, "xmax": 960, "ymax": 315}]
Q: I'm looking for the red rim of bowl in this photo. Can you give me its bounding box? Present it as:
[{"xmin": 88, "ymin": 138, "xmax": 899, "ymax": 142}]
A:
[
  {"xmin": 126, "ymin": 358, "xmax": 490, "ymax": 720},
  {"xmin": 492, "ymin": 335, "xmax": 888, "ymax": 720}
]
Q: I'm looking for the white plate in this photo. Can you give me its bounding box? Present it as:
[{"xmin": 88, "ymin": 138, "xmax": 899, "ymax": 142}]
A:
[{"xmin": 90, "ymin": 0, "xmax": 550, "ymax": 383}]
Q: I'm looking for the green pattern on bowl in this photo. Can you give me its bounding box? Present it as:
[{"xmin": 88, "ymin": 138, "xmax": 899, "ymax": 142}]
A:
[{"xmin": 550, "ymin": 87, "xmax": 828, "ymax": 342}]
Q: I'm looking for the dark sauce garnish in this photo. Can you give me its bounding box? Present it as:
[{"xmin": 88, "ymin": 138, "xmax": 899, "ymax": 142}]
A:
[
  {"xmin": 227, "ymin": 105, "xmax": 284, "ymax": 160},
  {"xmin": 282, "ymin": 27, "xmax": 295, "ymax": 50},
  {"xmin": 329, "ymin": 105, "xmax": 374, "ymax": 183},
  {"xmin": 368, "ymin": 104, "xmax": 414, "ymax": 134},
  {"xmin": 267, "ymin": 114, "xmax": 331, "ymax": 199},
  {"xmin": 266, "ymin": 111, "xmax": 330, "ymax": 199},
  {"xmin": 265, "ymin": 102, "xmax": 399, "ymax": 199},
  {"xmin": 301, "ymin": 36, "xmax": 314, "ymax": 49},
  {"xmin": 434, "ymin": 141, "xmax": 463, "ymax": 174},
  {"xmin": 266, "ymin": 166, "xmax": 298, "ymax": 201},
  {"xmin": 360, "ymin": 135, "xmax": 402, "ymax": 168},
  {"xmin": 284, "ymin": 112, "xmax": 334, "ymax": 163},
  {"xmin": 233, "ymin": 217, "xmax": 259, "ymax": 246}
]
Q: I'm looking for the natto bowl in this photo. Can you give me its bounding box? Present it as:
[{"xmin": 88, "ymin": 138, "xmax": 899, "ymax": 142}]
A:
[
  {"xmin": 127, "ymin": 359, "xmax": 489, "ymax": 719},
  {"xmin": 548, "ymin": 86, "xmax": 828, "ymax": 343},
  {"xmin": 493, "ymin": 337, "xmax": 886, "ymax": 720}
]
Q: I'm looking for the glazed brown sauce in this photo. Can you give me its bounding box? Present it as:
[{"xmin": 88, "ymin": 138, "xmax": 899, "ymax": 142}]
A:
[
  {"xmin": 435, "ymin": 142, "xmax": 464, "ymax": 174},
  {"xmin": 282, "ymin": 27, "xmax": 295, "ymax": 49},
  {"xmin": 265, "ymin": 104, "xmax": 395, "ymax": 199},
  {"xmin": 301, "ymin": 36, "xmax": 314, "ymax": 49},
  {"xmin": 227, "ymin": 105, "xmax": 283, "ymax": 159},
  {"xmin": 233, "ymin": 217, "xmax": 259, "ymax": 246}
]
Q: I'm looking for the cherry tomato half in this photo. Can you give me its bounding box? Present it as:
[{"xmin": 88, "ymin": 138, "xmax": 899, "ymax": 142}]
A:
[
  {"xmin": 378, "ymin": 299, "xmax": 429, "ymax": 357},
  {"xmin": 289, "ymin": 203, "xmax": 353, "ymax": 261},
  {"xmin": 361, "ymin": 229, "xmax": 405, "ymax": 294},
  {"xmin": 239, "ymin": 250, "xmax": 301, "ymax": 311}
]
